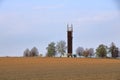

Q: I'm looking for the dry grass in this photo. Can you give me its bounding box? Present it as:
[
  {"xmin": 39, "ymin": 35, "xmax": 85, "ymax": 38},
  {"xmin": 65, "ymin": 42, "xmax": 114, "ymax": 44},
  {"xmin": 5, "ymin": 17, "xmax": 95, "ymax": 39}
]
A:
[{"xmin": 0, "ymin": 57, "xmax": 120, "ymax": 80}]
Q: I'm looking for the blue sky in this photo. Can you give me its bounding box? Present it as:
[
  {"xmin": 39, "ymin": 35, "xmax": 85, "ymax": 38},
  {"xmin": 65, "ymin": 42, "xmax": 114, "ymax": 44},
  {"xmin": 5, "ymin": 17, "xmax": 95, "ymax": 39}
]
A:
[{"xmin": 0, "ymin": 0, "xmax": 120, "ymax": 56}]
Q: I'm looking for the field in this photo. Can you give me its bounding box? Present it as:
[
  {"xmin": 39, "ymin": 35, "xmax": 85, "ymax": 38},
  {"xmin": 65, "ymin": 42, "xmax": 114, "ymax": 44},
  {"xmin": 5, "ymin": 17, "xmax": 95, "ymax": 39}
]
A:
[{"xmin": 0, "ymin": 57, "xmax": 120, "ymax": 80}]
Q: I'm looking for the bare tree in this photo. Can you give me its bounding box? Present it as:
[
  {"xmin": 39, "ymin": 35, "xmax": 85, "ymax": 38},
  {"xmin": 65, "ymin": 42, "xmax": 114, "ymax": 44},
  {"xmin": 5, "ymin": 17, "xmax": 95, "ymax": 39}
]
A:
[
  {"xmin": 83, "ymin": 48, "xmax": 89, "ymax": 57},
  {"xmin": 76, "ymin": 47, "xmax": 84, "ymax": 57},
  {"xmin": 30, "ymin": 47, "xmax": 39, "ymax": 57},
  {"xmin": 88, "ymin": 48, "xmax": 94, "ymax": 58},
  {"xmin": 23, "ymin": 48, "xmax": 30, "ymax": 57},
  {"xmin": 56, "ymin": 40, "xmax": 66, "ymax": 57}
]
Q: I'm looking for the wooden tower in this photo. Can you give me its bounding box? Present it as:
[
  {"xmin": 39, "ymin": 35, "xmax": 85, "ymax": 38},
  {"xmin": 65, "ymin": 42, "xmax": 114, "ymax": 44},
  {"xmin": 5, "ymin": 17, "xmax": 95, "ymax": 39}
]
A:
[{"xmin": 67, "ymin": 24, "xmax": 73, "ymax": 57}]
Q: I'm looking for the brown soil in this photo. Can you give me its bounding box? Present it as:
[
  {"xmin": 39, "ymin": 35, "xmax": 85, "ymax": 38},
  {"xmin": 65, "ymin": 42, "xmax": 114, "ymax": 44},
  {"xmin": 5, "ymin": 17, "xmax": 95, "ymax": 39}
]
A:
[{"xmin": 0, "ymin": 57, "xmax": 120, "ymax": 80}]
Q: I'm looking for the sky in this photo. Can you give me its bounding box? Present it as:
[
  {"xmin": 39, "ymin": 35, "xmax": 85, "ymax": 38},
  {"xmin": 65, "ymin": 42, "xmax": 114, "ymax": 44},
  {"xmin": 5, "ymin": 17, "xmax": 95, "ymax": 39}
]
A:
[{"xmin": 0, "ymin": 0, "xmax": 120, "ymax": 56}]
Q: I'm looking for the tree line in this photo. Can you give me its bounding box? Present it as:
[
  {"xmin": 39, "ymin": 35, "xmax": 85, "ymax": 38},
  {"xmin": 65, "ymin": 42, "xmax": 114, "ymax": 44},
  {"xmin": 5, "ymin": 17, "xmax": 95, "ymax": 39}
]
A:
[
  {"xmin": 23, "ymin": 41, "xmax": 120, "ymax": 58},
  {"xmin": 23, "ymin": 47, "xmax": 39, "ymax": 57},
  {"xmin": 76, "ymin": 42, "xmax": 120, "ymax": 58},
  {"xmin": 23, "ymin": 40, "xmax": 66, "ymax": 57}
]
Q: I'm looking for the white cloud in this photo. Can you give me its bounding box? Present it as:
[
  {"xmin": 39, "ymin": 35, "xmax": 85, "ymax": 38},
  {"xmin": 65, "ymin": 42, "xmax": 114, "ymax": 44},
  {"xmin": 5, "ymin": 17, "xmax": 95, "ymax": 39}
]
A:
[
  {"xmin": 0, "ymin": 10, "xmax": 119, "ymax": 37},
  {"xmin": 75, "ymin": 11, "xmax": 119, "ymax": 26}
]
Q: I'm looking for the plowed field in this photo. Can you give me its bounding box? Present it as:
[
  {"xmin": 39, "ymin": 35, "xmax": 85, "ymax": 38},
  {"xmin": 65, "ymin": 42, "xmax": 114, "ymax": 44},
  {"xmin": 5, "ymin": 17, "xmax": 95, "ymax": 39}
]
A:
[{"xmin": 0, "ymin": 57, "xmax": 120, "ymax": 80}]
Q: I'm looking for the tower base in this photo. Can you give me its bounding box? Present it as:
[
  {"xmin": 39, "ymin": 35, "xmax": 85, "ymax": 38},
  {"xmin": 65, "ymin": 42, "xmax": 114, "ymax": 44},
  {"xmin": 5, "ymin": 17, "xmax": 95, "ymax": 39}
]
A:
[{"xmin": 67, "ymin": 53, "xmax": 72, "ymax": 57}]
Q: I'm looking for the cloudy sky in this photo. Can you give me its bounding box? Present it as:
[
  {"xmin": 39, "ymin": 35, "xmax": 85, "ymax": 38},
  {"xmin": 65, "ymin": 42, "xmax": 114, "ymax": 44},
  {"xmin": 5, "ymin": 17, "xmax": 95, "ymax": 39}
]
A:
[{"xmin": 0, "ymin": 0, "xmax": 120, "ymax": 56}]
